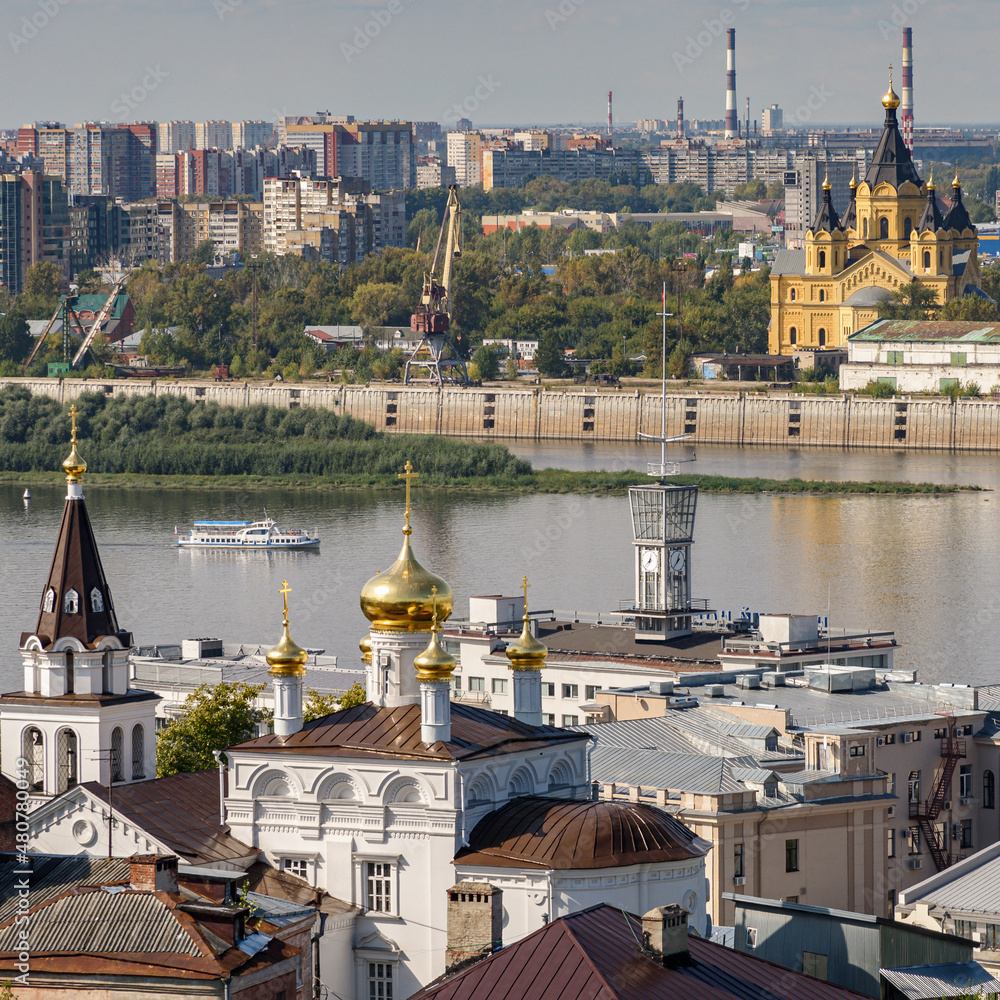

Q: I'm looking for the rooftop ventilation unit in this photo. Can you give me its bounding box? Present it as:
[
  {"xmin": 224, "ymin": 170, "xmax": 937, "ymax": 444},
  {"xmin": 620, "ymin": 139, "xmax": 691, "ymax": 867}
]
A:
[
  {"xmin": 649, "ymin": 680, "xmax": 675, "ymax": 696},
  {"xmin": 707, "ymin": 685, "xmax": 725, "ymax": 697},
  {"xmin": 738, "ymin": 674, "xmax": 761, "ymax": 690}
]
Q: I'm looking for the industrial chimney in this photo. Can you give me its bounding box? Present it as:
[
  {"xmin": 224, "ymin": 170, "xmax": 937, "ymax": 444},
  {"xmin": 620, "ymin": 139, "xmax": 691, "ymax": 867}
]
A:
[
  {"xmin": 607, "ymin": 90, "xmax": 613, "ymax": 137},
  {"xmin": 676, "ymin": 97, "xmax": 684, "ymax": 141},
  {"xmin": 725, "ymin": 29, "xmax": 738, "ymax": 139},
  {"xmin": 902, "ymin": 28, "xmax": 914, "ymax": 151},
  {"xmin": 745, "ymin": 96, "xmax": 750, "ymax": 140}
]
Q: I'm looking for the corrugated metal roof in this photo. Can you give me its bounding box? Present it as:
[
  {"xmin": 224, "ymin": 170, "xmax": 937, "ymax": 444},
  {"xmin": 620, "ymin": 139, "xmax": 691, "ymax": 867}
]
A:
[
  {"xmin": 0, "ymin": 855, "xmax": 129, "ymax": 924},
  {"xmin": 772, "ymin": 249, "xmax": 806, "ymax": 275},
  {"xmin": 590, "ymin": 745, "xmax": 747, "ymax": 794},
  {"xmin": 456, "ymin": 796, "xmax": 707, "ymax": 870},
  {"xmin": 881, "ymin": 962, "xmax": 1000, "ymax": 1000},
  {"xmin": 409, "ymin": 903, "xmax": 869, "ymax": 1000},
  {"xmin": 910, "ymin": 849, "xmax": 1000, "ymax": 915},
  {"xmin": 0, "ymin": 890, "xmax": 201, "ymax": 955},
  {"xmin": 849, "ymin": 319, "xmax": 1000, "ymax": 343}
]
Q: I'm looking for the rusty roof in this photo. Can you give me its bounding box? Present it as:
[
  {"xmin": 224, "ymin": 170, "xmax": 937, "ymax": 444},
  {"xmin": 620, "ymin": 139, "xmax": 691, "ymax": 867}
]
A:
[
  {"xmin": 230, "ymin": 701, "xmax": 586, "ymax": 761},
  {"xmin": 0, "ymin": 854, "xmax": 130, "ymax": 924},
  {"xmin": 82, "ymin": 770, "xmax": 255, "ymax": 865},
  {"xmin": 409, "ymin": 903, "xmax": 869, "ymax": 1000},
  {"xmin": 454, "ymin": 796, "xmax": 707, "ymax": 871},
  {"xmin": 850, "ymin": 319, "xmax": 1000, "ymax": 343},
  {"xmin": 26, "ymin": 492, "xmax": 132, "ymax": 651}
]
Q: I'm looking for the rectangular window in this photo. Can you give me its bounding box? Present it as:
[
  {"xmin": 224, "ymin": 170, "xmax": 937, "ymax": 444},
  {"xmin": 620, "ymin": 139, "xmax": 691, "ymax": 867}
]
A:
[
  {"xmin": 951, "ymin": 352, "xmax": 968, "ymax": 367},
  {"xmin": 785, "ymin": 839, "xmax": 799, "ymax": 872},
  {"xmin": 882, "ymin": 733, "xmax": 896, "ymax": 745},
  {"xmin": 887, "ymin": 828, "xmax": 896, "ymax": 858},
  {"xmin": 960, "ymin": 819, "xmax": 973, "ymax": 849},
  {"xmin": 940, "ymin": 378, "xmax": 960, "ymax": 393},
  {"xmin": 542, "ymin": 713, "xmax": 556, "ymax": 726},
  {"xmin": 365, "ymin": 862, "xmax": 393, "ymax": 913},
  {"xmin": 908, "ymin": 827, "xmax": 921, "ymax": 855},
  {"xmin": 585, "ymin": 685, "xmax": 600, "ymax": 701},
  {"xmin": 983, "ymin": 924, "xmax": 1000, "ymax": 951},
  {"xmin": 282, "ymin": 858, "xmax": 308, "ymax": 880},
  {"xmin": 734, "ymin": 843, "xmax": 745, "ymax": 878},
  {"xmin": 886, "ymin": 350, "xmax": 903, "ymax": 365},
  {"xmin": 877, "ymin": 376, "xmax": 897, "ymax": 390},
  {"xmin": 368, "ymin": 962, "xmax": 394, "ymax": 1000},
  {"xmin": 451, "ymin": 675, "xmax": 462, "ymax": 693},
  {"xmin": 468, "ymin": 677, "xmax": 485, "ymax": 693},
  {"xmin": 541, "ymin": 682, "xmax": 555, "ymax": 698},
  {"xmin": 908, "ymin": 771, "xmax": 920, "ymax": 803},
  {"xmin": 954, "ymin": 919, "xmax": 975, "ymax": 940},
  {"xmin": 849, "ymin": 745, "xmax": 866, "ymax": 757},
  {"xmin": 960, "ymin": 765, "xmax": 973, "ymax": 799},
  {"xmin": 562, "ymin": 684, "xmax": 579, "ymax": 700},
  {"xmin": 491, "ymin": 678, "xmax": 508, "ymax": 695},
  {"xmin": 934, "ymin": 728, "xmax": 946, "ymax": 739},
  {"xmin": 802, "ymin": 952, "xmax": 828, "ymax": 981},
  {"xmin": 562, "ymin": 714, "xmax": 579, "ymax": 727}
]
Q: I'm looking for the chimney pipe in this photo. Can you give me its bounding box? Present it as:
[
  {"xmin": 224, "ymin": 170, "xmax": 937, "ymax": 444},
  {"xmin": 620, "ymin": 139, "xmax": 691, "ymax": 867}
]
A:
[
  {"xmin": 902, "ymin": 27, "xmax": 914, "ymax": 151},
  {"xmin": 607, "ymin": 90, "xmax": 613, "ymax": 138},
  {"xmin": 642, "ymin": 905, "xmax": 690, "ymax": 966},
  {"xmin": 725, "ymin": 29, "xmax": 738, "ymax": 139},
  {"xmin": 676, "ymin": 97, "xmax": 684, "ymax": 142},
  {"xmin": 745, "ymin": 96, "xmax": 750, "ymax": 141}
]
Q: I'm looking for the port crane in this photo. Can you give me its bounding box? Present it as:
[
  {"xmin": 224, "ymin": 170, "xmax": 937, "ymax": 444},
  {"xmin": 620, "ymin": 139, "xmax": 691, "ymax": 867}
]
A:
[{"xmin": 404, "ymin": 185, "xmax": 470, "ymax": 386}]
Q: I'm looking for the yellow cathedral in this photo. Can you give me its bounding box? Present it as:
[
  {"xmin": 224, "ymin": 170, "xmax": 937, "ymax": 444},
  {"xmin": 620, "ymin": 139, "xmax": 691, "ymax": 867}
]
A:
[{"xmin": 769, "ymin": 74, "xmax": 980, "ymax": 355}]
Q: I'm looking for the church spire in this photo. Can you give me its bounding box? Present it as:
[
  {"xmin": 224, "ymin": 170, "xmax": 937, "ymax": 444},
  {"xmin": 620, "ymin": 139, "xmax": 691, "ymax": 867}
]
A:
[
  {"xmin": 865, "ymin": 66, "xmax": 921, "ymax": 190},
  {"xmin": 28, "ymin": 408, "xmax": 129, "ymax": 651}
]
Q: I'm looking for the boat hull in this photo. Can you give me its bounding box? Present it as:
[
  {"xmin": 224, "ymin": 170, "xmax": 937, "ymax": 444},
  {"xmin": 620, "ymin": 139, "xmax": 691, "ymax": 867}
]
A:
[{"xmin": 177, "ymin": 538, "xmax": 320, "ymax": 549}]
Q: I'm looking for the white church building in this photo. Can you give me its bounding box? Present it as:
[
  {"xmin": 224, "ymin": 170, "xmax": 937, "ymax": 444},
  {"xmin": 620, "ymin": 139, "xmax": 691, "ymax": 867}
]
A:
[{"xmin": 16, "ymin": 443, "xmax": 711, "ymax": 1000}]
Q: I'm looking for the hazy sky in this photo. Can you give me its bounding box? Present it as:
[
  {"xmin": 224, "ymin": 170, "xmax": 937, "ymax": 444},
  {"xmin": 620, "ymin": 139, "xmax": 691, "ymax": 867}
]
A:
[{"xmin": 2, "ymin": 0, "xmax": 997, "ymax": 129}]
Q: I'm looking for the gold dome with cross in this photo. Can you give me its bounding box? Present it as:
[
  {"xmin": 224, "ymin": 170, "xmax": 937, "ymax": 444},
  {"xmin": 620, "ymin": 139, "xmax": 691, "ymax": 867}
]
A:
[
  {"xmin": 62, "ymin": 405, "xmax": 87, "ymax": 483},
  {"xmin": 505, "ymin": 576, "xmax": 548, "ymax": 671},
  {"xmin": 266, "ymin": 580, "xmax": 309, "ymax": 677}
]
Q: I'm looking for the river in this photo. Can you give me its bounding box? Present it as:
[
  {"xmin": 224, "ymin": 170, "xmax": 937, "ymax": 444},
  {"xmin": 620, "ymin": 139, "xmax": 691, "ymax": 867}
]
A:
[{"xmin": 1, "ymin": 442, "xmax": 998, "ymax": 692}]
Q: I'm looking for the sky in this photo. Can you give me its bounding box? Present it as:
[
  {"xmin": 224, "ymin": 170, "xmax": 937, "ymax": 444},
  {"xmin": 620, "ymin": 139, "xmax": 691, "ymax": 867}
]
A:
[{"xmin": 2, "ymin": 0, "xmax": 998, "ymax": 130}]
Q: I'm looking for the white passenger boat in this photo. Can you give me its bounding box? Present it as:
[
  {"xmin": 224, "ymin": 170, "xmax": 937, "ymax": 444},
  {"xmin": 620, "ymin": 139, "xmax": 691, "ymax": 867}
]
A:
[{"xmin": 176, "ymin": 518, "xmax": 320, "ymax": 549}]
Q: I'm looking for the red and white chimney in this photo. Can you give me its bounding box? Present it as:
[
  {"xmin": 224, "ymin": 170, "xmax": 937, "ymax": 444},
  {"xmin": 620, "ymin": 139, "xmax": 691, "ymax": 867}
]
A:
[{"xmin": 902, "ymin": 28, "xmax": 914, "ymax": 151}]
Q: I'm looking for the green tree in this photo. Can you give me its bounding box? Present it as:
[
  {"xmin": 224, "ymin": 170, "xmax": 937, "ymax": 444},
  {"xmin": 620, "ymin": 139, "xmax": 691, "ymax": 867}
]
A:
[
  {"xmin": 766, "ymin": 180, "xmax": 785, "ymax": 199},
  {"xmin": 941, "ymin": 294, "xmax": 1000, "ymax": 321},
  {"xmin": 156, "ymin": 682, "xmax": 269, "ymax": 776},
  {"xmin": 349, "ymin": 281, "xmax": 408, "ymax": 330},
  {"xmin": 190, "ymin": 239, "xmax": 217, "ymax": 266},
  {"xmin": 472, "ymin": 344, "xmax": 502, "ymax": 380},
  {"xmin": 0, "ymin": 307, "xmax": 32, "ymax": 363},
  {"xmin": 534, "ymin": 328, "xmax": 568, "ymax": 377},
  {"xmin": 733, "ymin": 178, "xmax": 767, "ymax": 201},
  {"xmin": 667, "ymin": 339, "xmax": 693, "ymax": 378},
  {"xmin": 876, "ymin": 281, "xmax": 938, "ymax": 320},
  {"xmin": 75, "ymin": 268, "xmax": 107, "ymax": 294},
  {"xmin": 338, "ymin": 681, "xmax": 367, "ymax": 709}
]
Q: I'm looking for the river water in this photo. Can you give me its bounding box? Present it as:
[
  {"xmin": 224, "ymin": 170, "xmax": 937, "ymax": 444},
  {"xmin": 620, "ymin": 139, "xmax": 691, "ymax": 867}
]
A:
[{"xmin": 2, "ymin": 442, "xmax": 999, "ymax": 692}]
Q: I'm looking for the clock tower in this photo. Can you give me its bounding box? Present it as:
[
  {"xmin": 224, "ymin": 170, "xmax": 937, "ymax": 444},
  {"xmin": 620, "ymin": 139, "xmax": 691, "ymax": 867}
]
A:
[{"xmin": 629, "ymin": 484, "xmax": 699, "ymax": 642}]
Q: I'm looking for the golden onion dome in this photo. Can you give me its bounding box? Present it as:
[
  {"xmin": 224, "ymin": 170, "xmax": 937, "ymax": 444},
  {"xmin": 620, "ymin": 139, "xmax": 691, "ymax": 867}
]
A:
[
  {"xmin": 882, "ymin": 67, "xmax": 900, "ymax": 110},
  {"xmin": 62, "ymin": 405, "xmax": 87, "ymax": 483},
  {"xmin": 359, "ymin": 462, "xmax": 454, "ymax": 632},
  {"xmin": 822, "ymin": 171, "xmax": 832, "ymax": 192},
  {"xmin": 266, "ymin": 581, "xmax": 309, "ymax": 677},
  {"xmin": 927, "ymin": 167, "xmax": 936, "ymax": 192},
  {"xmin": 414, "ymin": 609, "xmax": 457, "ymax": 683},
  {"xmin": 849, "ymin": 165, "xmax": 858, "ymax": 190},
  {"xmin": 953, "ymin": 169, "xmax": 962, "ymax": 190},
  {"xmin": 359, "ymin": 634, "xmax": 373, "ymax": 665},
  {"xmin": 506, "ymin": 576, "xmax": 548, "ymax": 671}
]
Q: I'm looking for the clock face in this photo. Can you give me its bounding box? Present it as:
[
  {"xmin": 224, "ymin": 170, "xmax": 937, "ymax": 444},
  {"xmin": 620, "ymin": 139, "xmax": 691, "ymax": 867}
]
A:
[
  {"xmin": 641, "ymin": 548, "xmax": 660, "ymax": 572},
  {"xmin": 669, "ymin": 548, "xmax": 686, "ymax": 572}
]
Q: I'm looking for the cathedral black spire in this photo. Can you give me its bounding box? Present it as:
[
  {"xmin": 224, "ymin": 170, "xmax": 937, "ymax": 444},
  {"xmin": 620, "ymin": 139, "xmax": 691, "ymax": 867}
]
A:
[{"xmin": 863, "ymin": 67, "xmax": 922, "ymax": 190}]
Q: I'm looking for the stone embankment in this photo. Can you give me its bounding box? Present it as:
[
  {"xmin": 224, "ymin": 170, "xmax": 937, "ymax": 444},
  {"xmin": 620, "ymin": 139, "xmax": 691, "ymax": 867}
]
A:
[{"xmin": 5, "ymin": 378, "xmax": 1000, "ymax": 451}]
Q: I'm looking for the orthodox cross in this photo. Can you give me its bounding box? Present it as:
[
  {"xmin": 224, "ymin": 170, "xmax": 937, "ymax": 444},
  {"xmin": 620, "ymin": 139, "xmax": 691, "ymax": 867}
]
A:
[
  {"xmin": 280, "ymin": 579, "xmax": 291, "ymax": 625},
  {"xmin": 399, "ymin": 461, "xmax": 419, "ymax": 533},
  {"xmin": 69, "ymin": 404, "xmax": 78, "ymax": 444},
  {"xmin": 521, "ymin": 575, "xmax": 530, "ymax": 615}
]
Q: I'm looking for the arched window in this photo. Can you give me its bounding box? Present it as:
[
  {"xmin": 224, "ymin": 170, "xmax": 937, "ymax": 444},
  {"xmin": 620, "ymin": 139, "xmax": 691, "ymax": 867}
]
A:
[
  {"xmin": 42, "ymin": 588, "xmax": 55, "ymax": 614},
  {"xmin": 790, "ymin": 288, "xmax": 796, "ymax": 302},
  {"xmin": 904, "ymin": 217, "xmax": 912, "ymax": 239},
  {"xmin": 64, "ymin": 589, "xmax": 79, "ymax": 614},
  {"xmin": 56, "ymin": 728, "xmax": 78, "ymax": 794},
  {"xmin": 879, "ymin": 217, "xmax": 889, "ymax": 239},
  {"xmin": 111, "ymin": 726, "xmax": 124, "ymax": 783},
  {"xmin": 924, "ymin": 251, "xmax": 931, "ymax": 270},
  {"xmin": 790, "ymin": 327, "xmax": 797, "ymax": 346},
  {"xmin": 818, "ymin": 250, "xmax": 826, "ymax": 269},
  {"xmin": 22, "ymin": 727, "xmax": 44, "ymax": 792},
  {"xmin": 985, "ymin": 770, "xmax": 995, "ymax": 810},
  {"xmin": 131, "ymin": 724, "xmax": 145, "ymax": 780},
  {"xmin": 863, "ymin": 218, "xmax": 869, "ymax": 239},
  {"xmin": 819, "ymin": 289, "xmax": 825, "ymax": 303},
  {"xmin": 90, "ymin": 588, "xmax": 104, "ymax": 613},
  {"xmin": 940, "ymin": 251, "xmax": 944, "ymax": 266},
  {"xmin": 819, "ymin": 329, "xmax": 827, "ymax": 347}
]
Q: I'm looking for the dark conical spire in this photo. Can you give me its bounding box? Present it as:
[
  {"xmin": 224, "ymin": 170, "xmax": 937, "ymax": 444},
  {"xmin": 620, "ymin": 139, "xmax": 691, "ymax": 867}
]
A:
[
  {"xmin": 810, "ymin": 172, "xmax": 842, "ymax": 233},
  {"xmin": 917, "ymin": 171, "xmax": 946, "ymax": 233},
  {"xmin": 26, "ymin": 407, "xmax": 130, "ymax": 651},
  {"xmin": 943, "ymin": 171, "xmax": 973, "ymax": 233},
  {"xmin": 841, "ymin": 165, "xmax": 858, "ymax": 231},
  {"xmin": 864, "ymin": 68, "xmax": 922, "ymax": 190}
]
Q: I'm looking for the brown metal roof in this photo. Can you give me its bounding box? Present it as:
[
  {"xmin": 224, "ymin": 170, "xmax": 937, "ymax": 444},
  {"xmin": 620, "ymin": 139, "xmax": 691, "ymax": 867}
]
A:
[
  {"xmin": 82, "ymin": 770, "xmax": 254, "ymax": 865},
  {"xmin": 27, "ymin": 493, "xmax": 131, "ymax": 651},
  {"xmin": 455, "ymin": 796, "xmax": 707, "ymax": 871},
  {"xmin": 409, "ymin": 903, "xmax": 869, "ymax": 1000},
  {"xmin": 230, "ymin": 701, "xmax": 586, "ymax": 762},
  {"xmin": 536, "ymin": 622, "xmax": 728, "ymax": 666}
]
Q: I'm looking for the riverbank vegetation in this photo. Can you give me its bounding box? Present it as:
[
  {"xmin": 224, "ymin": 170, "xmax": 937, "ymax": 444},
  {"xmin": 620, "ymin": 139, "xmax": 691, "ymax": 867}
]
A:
[{"xmin": 0, "ymin": 388, "xmax": 975, "ymax": 496}]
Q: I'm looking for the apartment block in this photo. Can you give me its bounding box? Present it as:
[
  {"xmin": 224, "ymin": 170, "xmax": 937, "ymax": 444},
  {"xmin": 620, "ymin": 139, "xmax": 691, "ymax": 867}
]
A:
[
  {"xmin": 482, "ymin": 146, "xmax": 645, "ymax": 191},
  {"xmin": 157, "ymin": 120, "xmax": 196, "ymax": 155},
  {"xmin": 446, "ymin": 131, "xmax": 483, "ymax": 187},
  {"xmin": 783, "ymin": 150, "xmax": 870, "ymax": 246},
  {"xmin": 0, "ymin": 169, "xmax": 69, "ymax": 294},
  {"xmin": 416, "ymin": 158, "xmax": 456, "ymax": 189},
  {"xmin": 195, "ymin": 121, "xmax": 233, "ymax": 151},
  {"xmin": 283, "ymin": 120, "xmax": 416, "ymax": 189},
  {"xmin": 231, "ymin": 120, "xmax": 272, "ymax": 150},
  {"xmin": 68, "ymin": 195, "xmax": 122, "ymax": 277}
]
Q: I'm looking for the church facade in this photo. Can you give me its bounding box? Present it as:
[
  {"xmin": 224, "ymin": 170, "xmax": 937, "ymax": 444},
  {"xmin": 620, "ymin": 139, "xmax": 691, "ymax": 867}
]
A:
[{"xmin": 769, "ymin": 76, "xmax": 980, "ymax": 355}]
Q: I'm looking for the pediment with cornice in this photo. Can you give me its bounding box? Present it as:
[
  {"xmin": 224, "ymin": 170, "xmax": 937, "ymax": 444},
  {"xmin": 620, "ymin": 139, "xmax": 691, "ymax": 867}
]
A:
[{"xmin": 838, "ymin": 254, "xmax": 912, "ymax": 297}]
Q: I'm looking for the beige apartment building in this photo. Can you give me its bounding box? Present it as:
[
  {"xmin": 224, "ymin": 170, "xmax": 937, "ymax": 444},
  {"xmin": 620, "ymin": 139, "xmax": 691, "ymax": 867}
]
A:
[{"xmin": 446, "ymin": 131, "xmax": 483, "ymax": 187}]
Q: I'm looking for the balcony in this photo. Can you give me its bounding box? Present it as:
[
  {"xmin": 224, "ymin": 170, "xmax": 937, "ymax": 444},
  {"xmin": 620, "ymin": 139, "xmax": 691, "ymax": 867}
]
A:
[{"xmin": 618, "ymin": 598, "xmax": 711, "ymax": 616}]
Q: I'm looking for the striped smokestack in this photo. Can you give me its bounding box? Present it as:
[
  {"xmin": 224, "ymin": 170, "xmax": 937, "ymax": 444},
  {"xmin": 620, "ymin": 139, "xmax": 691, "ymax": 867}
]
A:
[
  {"xmin": 725, "ymin": 28, "xmax": 738, "ymax": 139},
  {"xmin": 677, "ymin": 97, "xmax": 684, "ymax": 141},
  {"xmin": 902, "ymin": 27, "xmax": 914, "ymax": 151},
  {"xmin": 607, "ymin": 90, "xmax": 613, "ymax": 137}
]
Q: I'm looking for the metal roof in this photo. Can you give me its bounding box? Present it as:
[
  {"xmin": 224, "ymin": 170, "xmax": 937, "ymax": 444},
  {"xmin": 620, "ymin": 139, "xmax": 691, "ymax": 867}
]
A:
[
  {"xmin": 880, "ymin": 962, "xmax": 1000, "ymax": 1000},
  {"xmin": 771, "ymin": 249, "xmax": 806, "ymax": 275},
  {"xmin": 408, "ymin": 903, "xmax": 869, "ymax": 1000},
  {"xmin": 843, "ymin": 286, "xmax": 894, "ymax": 307},
  {"xmin": 849, "ymin": 319, "xmax": 1000, "ymax": 344},
  {"xmin": 0, "ymin": 855, "xmax": 129, "ymax": 924},
  {"xmin": 0, "ymin": 889, "xmax": 202, "ymax": 955},
  {"xmin": 233, "ymin": 701, "xmax": 587, "ymax": 762},
  {"xmin": 903, "ymin": 846, "xmax": 1000, "ymax": 916},
  {"xmin": 456, "ymin": 796, "xmax": 707, "ymax": 871},
  {"xmin": 590, "ymin": 745, "xmax": 748, "ymax": 794}
]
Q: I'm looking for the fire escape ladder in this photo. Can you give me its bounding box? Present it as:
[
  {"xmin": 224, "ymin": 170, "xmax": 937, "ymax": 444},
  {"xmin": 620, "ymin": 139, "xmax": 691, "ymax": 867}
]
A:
[{"xmin": 911, "ymin": 736, "xmax": 967, "ymax": 872}]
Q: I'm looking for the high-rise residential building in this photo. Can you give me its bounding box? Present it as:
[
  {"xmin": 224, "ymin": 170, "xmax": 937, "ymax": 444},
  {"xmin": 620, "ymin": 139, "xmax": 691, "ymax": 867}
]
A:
[
  {"xmin": 231, "ymin": 121, "xmax": 272, "ymax": 150},
  {"xmin": 157, "ymin": 121, "xmax": 196, "ymax": 155},
  {"xmin": 0, "ymin": 169, "xmax": 69, "ymax": 294},
  {"xmin": 64, "ymin": 125, "xmax": 156, "ymax": 201},
  {"xmin": 282, "ymin": 120, "xmax": 416, "ymax": 189},
  {"xmin": 446, "ymin": 131, "xmax": 483, "ymax": 187},
  {"xmin": 416, "ymin": 158, "xmax": 456, "ymax": 189},
  {"xmin": 761, "ymin": 105, "xmax": 783, "ymax": 133},
  {"xmin": 195, "ymin": 121, "xmax": 233, "ymax": 151},
  {"xmin": 783, "ymin": 150, "xmax": 869, "ymax": 246},
  {"xmin": 68, "ymin": 195, "xmax": 122, "ymax": 277},
  {"xmin": 411, "ymin": 122, "xmax": 442, "ymax": 145}
]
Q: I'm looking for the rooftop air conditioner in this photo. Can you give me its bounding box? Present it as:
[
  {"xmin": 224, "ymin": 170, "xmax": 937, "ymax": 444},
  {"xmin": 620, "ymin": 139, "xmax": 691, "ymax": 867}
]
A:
[{"xmin": 908, "ymin": 858, "xmax": 923, "ymax": 870}]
